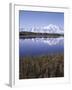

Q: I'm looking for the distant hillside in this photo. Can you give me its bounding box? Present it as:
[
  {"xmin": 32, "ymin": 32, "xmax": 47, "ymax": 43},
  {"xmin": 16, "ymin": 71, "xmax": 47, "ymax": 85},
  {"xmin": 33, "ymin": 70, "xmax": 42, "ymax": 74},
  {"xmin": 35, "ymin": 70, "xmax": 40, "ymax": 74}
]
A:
[{"xmin": 19, "ymin": 31, "xmax": 64, "ymax": 39}]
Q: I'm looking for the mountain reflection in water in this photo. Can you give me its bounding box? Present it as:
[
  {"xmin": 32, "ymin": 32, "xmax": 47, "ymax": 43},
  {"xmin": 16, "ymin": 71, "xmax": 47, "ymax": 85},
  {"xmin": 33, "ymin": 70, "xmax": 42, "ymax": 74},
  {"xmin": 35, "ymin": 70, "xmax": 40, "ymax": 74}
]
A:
[
  {"xmin": 30, "ymin": 37, "xmax": 63, "ymax": 45},
  {"xmin": 19, "ymin": 37, "xmax": 64, "ymax": 57}
]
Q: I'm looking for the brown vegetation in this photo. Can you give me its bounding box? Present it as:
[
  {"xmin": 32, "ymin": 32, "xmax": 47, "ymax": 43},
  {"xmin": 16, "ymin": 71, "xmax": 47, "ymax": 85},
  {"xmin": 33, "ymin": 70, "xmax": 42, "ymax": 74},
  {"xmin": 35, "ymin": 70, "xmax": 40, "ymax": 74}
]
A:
[{"xmin": 19, "ymin": 54, "xmax": 64, "ymax": 79}]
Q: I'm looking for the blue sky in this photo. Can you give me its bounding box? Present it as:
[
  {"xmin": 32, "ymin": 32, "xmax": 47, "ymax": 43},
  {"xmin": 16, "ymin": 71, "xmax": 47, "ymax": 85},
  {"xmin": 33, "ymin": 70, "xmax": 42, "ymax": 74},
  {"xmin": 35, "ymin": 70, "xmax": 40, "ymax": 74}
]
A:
[{"xmin": 19, "ymin": 10, "xmax": 64, "ymax": 31}]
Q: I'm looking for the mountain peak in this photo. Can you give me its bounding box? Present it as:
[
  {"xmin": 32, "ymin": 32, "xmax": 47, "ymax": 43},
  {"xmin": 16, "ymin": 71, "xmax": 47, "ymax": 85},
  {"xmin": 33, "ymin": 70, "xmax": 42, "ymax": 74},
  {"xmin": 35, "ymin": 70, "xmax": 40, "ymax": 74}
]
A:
[{"xmin": 31, "ymin": 24, "xmax": 64, "ymax": 34}]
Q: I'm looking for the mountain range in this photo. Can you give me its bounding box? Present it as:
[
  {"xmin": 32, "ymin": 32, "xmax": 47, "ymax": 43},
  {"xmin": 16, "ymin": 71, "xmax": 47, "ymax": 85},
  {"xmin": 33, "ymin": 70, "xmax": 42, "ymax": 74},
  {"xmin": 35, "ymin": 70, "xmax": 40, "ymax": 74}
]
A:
[{"xmin": 20, "ymin": 24, "xmax": 64, "ymax": 34}]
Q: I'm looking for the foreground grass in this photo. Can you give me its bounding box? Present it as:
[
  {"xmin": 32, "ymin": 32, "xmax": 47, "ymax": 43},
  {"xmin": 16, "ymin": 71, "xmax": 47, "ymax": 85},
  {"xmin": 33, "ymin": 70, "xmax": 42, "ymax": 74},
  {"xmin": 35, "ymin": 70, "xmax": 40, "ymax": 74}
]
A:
[{"xmin": 19, "ymin": 54, "xmax": 64, "ymax": 79}]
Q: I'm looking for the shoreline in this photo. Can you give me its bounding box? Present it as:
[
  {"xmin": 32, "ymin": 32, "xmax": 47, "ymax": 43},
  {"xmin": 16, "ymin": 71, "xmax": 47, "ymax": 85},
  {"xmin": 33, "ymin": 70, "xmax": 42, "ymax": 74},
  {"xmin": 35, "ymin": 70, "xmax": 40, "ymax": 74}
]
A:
[{"xmin": 19, "ymin": 31, "xmax": 64, "ymax": 39}]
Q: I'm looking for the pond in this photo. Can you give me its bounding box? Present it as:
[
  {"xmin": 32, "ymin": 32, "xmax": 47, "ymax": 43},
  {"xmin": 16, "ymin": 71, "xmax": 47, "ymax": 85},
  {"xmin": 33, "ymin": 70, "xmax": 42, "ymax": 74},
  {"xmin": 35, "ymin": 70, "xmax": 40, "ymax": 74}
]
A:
[{"xmin": 19, "ymin": 37, "xmax": 64, "ymax": 57}]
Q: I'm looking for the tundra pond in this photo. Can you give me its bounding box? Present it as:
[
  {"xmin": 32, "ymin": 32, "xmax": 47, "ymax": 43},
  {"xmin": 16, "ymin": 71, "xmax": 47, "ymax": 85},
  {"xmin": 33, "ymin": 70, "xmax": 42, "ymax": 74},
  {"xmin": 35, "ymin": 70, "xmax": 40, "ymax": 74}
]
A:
[{"xmin": 19, "ymin": 37, "xmax": 64, "ymax": 79}]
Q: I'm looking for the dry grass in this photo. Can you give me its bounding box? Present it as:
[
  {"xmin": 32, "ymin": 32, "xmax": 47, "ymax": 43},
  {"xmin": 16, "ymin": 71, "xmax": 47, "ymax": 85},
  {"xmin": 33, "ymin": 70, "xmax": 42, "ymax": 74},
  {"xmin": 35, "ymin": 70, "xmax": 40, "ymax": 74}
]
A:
[{"xmin": 19, "ymin": 54, "xmax": 64, "ymax": 79}]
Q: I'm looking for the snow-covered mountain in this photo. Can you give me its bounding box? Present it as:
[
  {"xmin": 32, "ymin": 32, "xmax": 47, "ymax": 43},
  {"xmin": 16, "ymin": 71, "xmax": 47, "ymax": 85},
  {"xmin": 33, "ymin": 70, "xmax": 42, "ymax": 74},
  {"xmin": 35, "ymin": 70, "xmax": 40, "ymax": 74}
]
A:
[
  {"xmin": 32, "ymin": 24, "xmax": 63, "ymax": 34},
  {"xmin": 42, "ymin": 24, "xmax": 64, "ymax": 34},
  {"xmin": 20, "ymin": 24, "xmax": 64, "ymax": 34}
]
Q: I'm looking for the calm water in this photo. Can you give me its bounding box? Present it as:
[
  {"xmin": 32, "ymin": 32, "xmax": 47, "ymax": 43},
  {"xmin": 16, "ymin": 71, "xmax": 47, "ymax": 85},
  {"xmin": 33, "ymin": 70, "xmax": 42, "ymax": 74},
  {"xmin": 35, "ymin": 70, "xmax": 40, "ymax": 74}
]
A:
[{"xmin": 19, "ymin": 37, "xmax": 64, "ymax": 57}]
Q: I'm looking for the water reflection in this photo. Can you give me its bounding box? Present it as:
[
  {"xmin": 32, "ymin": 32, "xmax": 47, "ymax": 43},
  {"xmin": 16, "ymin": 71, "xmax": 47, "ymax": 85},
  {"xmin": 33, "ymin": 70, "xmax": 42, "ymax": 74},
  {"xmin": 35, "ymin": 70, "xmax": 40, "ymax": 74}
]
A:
[
  {"xmin": 23, "ymin": 37, "xmax": 64, "ymax": 46},
  {"xmin": 19, "ymin": 37, "xmax": 64, "ymax": 57}
]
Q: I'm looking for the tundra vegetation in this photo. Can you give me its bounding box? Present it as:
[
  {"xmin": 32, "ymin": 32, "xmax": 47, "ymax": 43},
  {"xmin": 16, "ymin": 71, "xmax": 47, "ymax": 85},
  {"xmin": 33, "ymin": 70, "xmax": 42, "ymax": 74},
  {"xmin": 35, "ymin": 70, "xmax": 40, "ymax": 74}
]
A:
[{"xmin": 19, "ymin": 53, "xmax": 64, "ymax": 79}]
